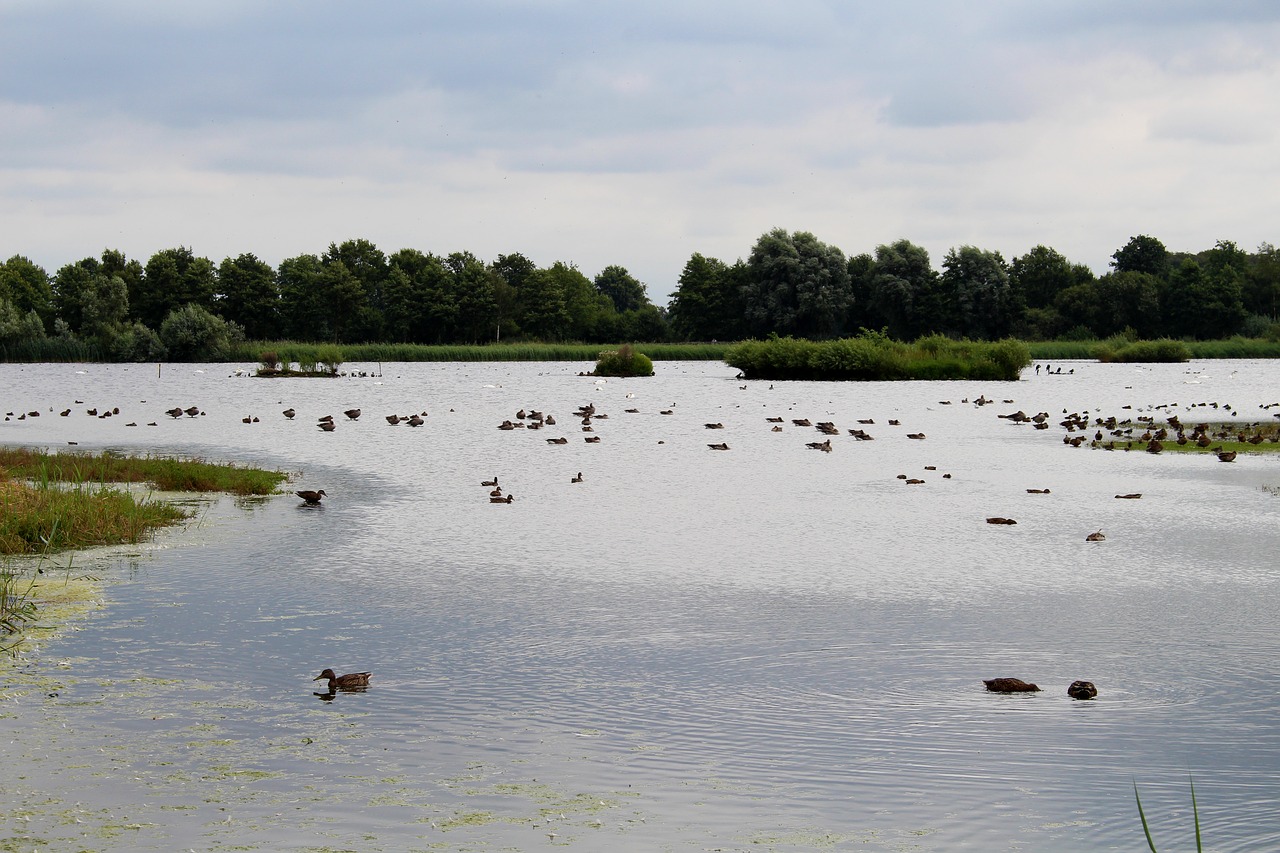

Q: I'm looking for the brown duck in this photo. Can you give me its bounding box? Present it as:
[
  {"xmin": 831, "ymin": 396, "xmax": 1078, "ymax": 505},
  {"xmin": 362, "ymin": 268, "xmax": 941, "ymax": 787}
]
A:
[
  {"xmin": 296, "ymin": 489, "xmax": 327, "ymax": 504},
  {"xmin": 313, "ymin": 668, "xmax": 371, "ymax": 691},
  {"xmin": 984, "ymin": 677, "xmax": 1041, "ymax": 693}
]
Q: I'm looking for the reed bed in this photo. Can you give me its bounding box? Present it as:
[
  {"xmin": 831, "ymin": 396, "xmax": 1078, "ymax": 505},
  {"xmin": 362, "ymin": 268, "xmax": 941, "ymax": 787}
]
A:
[
  {"xmin": 725, "ymin": 333, "xmax": 1030, "ymax": 381},
  {"xmin": 231, "ymin": 340, "xmax": 731, "ymax": 364},
  {"xmin": 1029, "ymin": 336, "xmax": 1280, "ymax": 361},
  {"xmin": 0, "ymin": 479, "xmax": 187, "ymax": 555},
  {"xmin": 0, "ymin": 448, "xmax": 288, "ymax": 496}
]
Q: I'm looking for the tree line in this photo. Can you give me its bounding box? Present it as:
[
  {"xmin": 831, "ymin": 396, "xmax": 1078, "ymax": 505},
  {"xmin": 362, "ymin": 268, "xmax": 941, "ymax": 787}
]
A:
[
  {"xmin": 1, "ymin": 232, "xmax": 1277, "ymax": 361},
  {"xmin": 667, "ymin": 231, "xmax": 1280, "ymax": 343}
]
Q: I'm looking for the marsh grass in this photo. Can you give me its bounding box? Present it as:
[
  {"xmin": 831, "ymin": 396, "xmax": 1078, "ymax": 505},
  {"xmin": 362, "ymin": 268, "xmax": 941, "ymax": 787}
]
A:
[
  {"xmin": 0, "ymin": 478, "xmax": 188, "ymax": 555},
  {"xmin": 1134, "ymin": 778, "xmax": 1202, "ymax": 853},
  {"xmin": 726, "ymin": 333, "xmax": 1030, "ymax": 381},
  {"xmin": 231, "ymin": 340, "xmax": 730, "ymax": 364},
  {"xmin": 0, "ymin": 448, "xmax": 288, "ymax": 496}
]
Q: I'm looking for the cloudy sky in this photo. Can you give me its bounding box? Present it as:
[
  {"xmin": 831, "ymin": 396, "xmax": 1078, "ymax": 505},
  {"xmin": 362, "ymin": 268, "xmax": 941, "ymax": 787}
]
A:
[{"xmin": 3, "ymin": 1, "xmax": 1278, "ymax": 302}]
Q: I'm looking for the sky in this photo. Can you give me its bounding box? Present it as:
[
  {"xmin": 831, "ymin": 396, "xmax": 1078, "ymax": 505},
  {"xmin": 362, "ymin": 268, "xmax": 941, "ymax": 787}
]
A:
[{"xmin": 3, "ymin": 1, "xmax": 1279, "ymax": 304}]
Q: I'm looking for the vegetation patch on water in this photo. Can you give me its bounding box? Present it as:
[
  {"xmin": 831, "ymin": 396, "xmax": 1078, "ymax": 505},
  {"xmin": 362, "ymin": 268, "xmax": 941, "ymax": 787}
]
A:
[
  {"xmin": 726, "ymin": 332, "xmax": 1030, "ymax": 381},
  {"xmin": 0, "ymin": 447, "xmax": 288, "ymax": 498},
  {"xmin": 590, "ymin": 344, "xmax": 654, "ymax": 377}
]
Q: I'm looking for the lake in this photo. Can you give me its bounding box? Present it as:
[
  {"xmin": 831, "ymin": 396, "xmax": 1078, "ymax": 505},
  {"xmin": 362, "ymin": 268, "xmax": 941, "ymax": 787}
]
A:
[{"xmin": 2, "ymin": 358, "xmax": 1279, "ymax": 851}]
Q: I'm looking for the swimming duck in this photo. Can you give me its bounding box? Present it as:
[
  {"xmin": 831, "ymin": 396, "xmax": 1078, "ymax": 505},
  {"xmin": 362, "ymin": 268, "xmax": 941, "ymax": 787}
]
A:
[
  {"xmin": 386, "ymin": 414, "xmax": 400, "ymax": 425},
  {"xmin": 313, "ymin": 668, "xmax": 371, "ymax": 691},
  {"xmin": 282, "ymin": 408, "xmax": 296, "ymax": 419},
  {"xmin": 296, "ymin": 489, "xmax": 327, "ymax": 504},
  {"xmin": 344, "ymin": 408, "xmax": 361, "ymax": 420},
  {"xmin": 1086, "ymin": 529, "xmax": 1105, "ymax": 542},
  {"xmin": 1067, "ymin": 680, "xmax": 1098, "ymax": 700},
  {"xmin": 984, "ymin": 677, "xmax": 1040, "ymax": 693},
  {"xmin": 571, "ymin": 472, "xmax": 583, "ymax": 483},
  {"xmin": 481, "ymin": 477, "xmax": 498, "ymax": 487},
  {"xmin": 318, "ymin": 421, "xmax": 336, "ymax": 431},
  {"xmin": 490, "ymin": 494, "xmax": 514, "ymax": 503}
]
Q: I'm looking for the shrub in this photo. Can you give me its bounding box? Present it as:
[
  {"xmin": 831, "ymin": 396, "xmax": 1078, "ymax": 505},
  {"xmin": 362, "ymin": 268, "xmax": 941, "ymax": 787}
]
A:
[{"xmin": 593, "ymin": 344, "xmax": 654, "ymax": 377}]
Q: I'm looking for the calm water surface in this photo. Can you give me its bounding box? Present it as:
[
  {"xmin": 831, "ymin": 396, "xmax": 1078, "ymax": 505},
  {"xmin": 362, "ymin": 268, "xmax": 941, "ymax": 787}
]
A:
[{"xmin": 2, "ymin": 359, "xmax": 1279, "ymax": 851}]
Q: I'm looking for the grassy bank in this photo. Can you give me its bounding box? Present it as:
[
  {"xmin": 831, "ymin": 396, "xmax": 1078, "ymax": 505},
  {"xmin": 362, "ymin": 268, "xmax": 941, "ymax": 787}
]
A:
[
  {"xmin": 1, "ymin": 448, "xmax": 289, "ymax": 655},
  {"xmin": 725, "ymin": 333, "xmax": 1031, "ymax": 381},
  {"xmin": 0, "ymin": 447, "xmax": 288, "ymax": 498},
  {"xmin": 231, "ymin": 340, "xmax": 731, "ymax": 365},
  {"xmin": 1028, "ymin": 335, "xmax": 1280, "ymax": 361}
]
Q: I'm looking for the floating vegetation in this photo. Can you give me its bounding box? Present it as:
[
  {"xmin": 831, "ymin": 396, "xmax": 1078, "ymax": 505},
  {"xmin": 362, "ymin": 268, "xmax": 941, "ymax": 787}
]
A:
[
  {"xmin": 591, "ymin": 344, "xmax": 655, "ymax": 377},
  {"xmin": 726, "ymin": 331, "xmax": 1030, "ymax": 381}
]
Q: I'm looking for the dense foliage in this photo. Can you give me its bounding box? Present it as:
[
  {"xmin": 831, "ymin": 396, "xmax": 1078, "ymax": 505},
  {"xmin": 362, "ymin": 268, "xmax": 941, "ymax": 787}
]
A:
[
  {"xmin": 592, "ymin": 345, "xmax": 655, "ymax": 377},
  {"xmin": 1, "ymin": 232, "xmax": 1277, "ymax": 361},
  {"xmin": 725, "ymin": 331, "xmax": 1030, "ymax": 381}
]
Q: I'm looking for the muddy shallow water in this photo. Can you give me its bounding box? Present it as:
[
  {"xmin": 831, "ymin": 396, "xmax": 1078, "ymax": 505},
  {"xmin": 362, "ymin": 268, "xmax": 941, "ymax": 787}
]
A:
[{"xmin": 2, "ymin": 358, "xmax": 1279, "ymax": 851}]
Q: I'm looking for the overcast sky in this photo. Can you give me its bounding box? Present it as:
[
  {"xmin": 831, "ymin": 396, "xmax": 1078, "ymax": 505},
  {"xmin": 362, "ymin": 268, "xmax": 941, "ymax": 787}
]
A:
[{"xmin": 3, "ymin": 1, "xmax": 1278, "ymax": 302}]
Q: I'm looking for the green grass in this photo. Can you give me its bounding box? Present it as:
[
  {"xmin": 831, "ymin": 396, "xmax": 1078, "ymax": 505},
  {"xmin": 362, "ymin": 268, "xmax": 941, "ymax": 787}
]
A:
[
  {"xmin": 0, "ymin": 448, "xmax": 288, "ymax": 496},
  {"xmin": 229, "ymin": 340, "xmax": 731, "ymax": 364},
  {"xmin": 1030, "ymin": 336, "xmax": 1280, "ymax": 361},
  {"xmin": 725, "ymin": 332, "xmax": 1030, "ymax": 381},
  {"xmin": 0, "ymin": 479, "xmax": 188, "ymax": 555}
]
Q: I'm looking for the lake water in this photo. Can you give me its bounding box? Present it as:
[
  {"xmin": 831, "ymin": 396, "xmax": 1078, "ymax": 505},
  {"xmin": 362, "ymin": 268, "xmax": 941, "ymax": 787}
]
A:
[{"xmin": 2, "ymin": 358, "xmax": 1279, "ymax": 851}]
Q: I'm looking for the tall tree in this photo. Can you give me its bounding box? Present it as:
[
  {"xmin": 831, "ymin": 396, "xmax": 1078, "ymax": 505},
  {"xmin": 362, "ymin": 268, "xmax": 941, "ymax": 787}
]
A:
[
  {"xmin": 446, "ymin": 251, "xmax": 499, "ymax": 342},
  {"xmin": 1111, "ymin": 235, "xmax": 1170, "ymax": 278},
  {"xmin": 940, "ymin": 246, "xmax": 1012, "ymax": 339},
  {"xmin": 594, "ymin": 265, "xmax": 650, "ymax": 313},
  {"xmin": 668, "ymin": 253, "xmax": 746, "ymax": 341},
  {"xmin": 324, "ymin": 239, "xmax": 387, "ymax": 340},
  {"xmin": 1246, "ymin": 242, "xmax": 1280, "ymax": 319},
  {"xmin": 137, "ymin": 247, "xmax": 217, "ymax": 329},
  {"xmin": 217, "ymin": 253, "xmax": 279, "ymax": 339},
  {"xmin": 1162, "ymin": 259, "xmax": 1246, "ymax": 339},
  {"xmin": 1093, "ymin": 271, "xmax": 1161, "ymax": 337},
  {"xmin": 742, "ymin": 229, "xmax": 851, "ymax": 338},
  {"xmin": 0, "ymin": 256, "xmax": 53, "ymax": 323},
  {"xmin": 277, "ymin": 254, "xmax": 327, "ymax": 340},
  {"xmin": 866, "ymin": 239, "xmax": 936, "ymax": 340}
]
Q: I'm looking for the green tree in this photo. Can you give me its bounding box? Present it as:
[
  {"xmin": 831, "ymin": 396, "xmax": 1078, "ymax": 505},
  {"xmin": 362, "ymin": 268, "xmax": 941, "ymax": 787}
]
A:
[
  {"xmin": 742, "ymin": 229, "xmax": 851, "ymax": 338},
  {"xmin": 446, "ymin": 251, "xmax": 499, "ymax": 342},
  {"xmin": 277, "ymin": 254, "xmax": 327, "ymax": 340},
  {"xmin": 489, "ymin": 253, "xmax": 538, "ymax": 340},
  {"xmin": 137, "ymin": 247, "xmax": 217, "ymax": 329},
  {"xmin": 940, "ymin": 246, "xmax": 1012, "ymax": 339},
  {"xmin": 594, "ymin": 265, "xmax": 650, "ymax": 313},
  {"xmin": 159, "ymin": 303, "xmax": 243, "ymax": 361},
  {"xmin": 217, "ymin": 253, "xmax": 280, "ymax": 339},
  {"xmin": 1111, "ymin": 235, "xmax": 1170, "ymax": 278},
  {"xmin": 1053, "ymin": 282, "xmax": 1100, "ymax": 338},
  {"xmin": 0, "ymin": 256, "xmax": 54, "ymax": 323},
  {"xmin": 866, "ymin": 239, "xmax": 937, "ymax": 340},
  {"xmin": 1246, "ymin": 242, "xmax": 1280, "ymax": 319},
  {"xmin": 545, "ymin": 261, "xmax": 610, "ymax": 341},
  {"xmin": 324, "ymin": 239, "xmax": 387, "ymax": 340},
  {"xmin": 1093, "ymin": 271, "xmax": 1161, "ymax": 338},
  {"xmin": 668, "ymin": 253, "xmax": 746, "ymax": 341},
  {"xmin": 1009, "ymin": 245, "xmax": 1093, "ymax": 311},
  {"xmin": 1162, "ymin": 260, "xmax": 1247, "ymax": 339},
  {"xmin": 0, "ymin": 298, "xmax": 47, "ymax": 347},
  {"xmin": 518, "ymin": 265, "xmax": 570, "ymax": 340}
]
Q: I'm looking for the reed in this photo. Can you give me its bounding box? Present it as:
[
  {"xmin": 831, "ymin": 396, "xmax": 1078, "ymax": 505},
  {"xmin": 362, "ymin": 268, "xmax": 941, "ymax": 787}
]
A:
[
  {"xmin": 230, "ymin": 340, "xmax": 731, "ymax": 364},
  {"xmin": 1134, "ymin": 778, "xmax": 1202, "ymax": 853},
  {"xmin": 0, "ymin": 448, "xmax": 288, "ymax": 496},
  {"xmin": 0, "ymin": 478, "xmax": 188, "ymax": 555},
  {"xmin": 725, "ymin": 333, "xmax": 1030, "ymax": 381}
]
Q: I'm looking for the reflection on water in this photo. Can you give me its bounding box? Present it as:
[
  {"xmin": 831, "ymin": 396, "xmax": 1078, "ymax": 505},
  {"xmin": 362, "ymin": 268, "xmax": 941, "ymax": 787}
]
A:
[{"xmin": 2, "ymin": 360, "xmax": 1280, "ymax": 850}]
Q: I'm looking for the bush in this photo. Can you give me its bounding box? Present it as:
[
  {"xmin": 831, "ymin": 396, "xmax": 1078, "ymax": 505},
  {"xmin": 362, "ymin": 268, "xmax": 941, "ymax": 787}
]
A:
[
  {"xmin": 593, "ymin": 344, "xmax": 654, "ymax": 377},
  {"xmin": 159, "ymin": 304, "xmax": 244, "ymax": 361}
]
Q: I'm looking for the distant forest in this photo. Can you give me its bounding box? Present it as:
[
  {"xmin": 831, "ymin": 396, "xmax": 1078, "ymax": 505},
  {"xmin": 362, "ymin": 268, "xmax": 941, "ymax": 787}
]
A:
[{"xmin": 0, "ymin": 233, "xmax": 1277, "ymax": 361}]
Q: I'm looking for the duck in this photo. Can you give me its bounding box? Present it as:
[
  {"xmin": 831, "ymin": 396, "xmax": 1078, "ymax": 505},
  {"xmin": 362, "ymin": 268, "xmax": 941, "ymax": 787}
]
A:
[
  {"xmin": 806, "ymin": 439, "xmax": 833, "ymax": 452},
  {"xmin": 984, "ymin": 677, "xmax": 1041, "ymax": 693},
  {"xmin": 571, "ymin": 472, "xmax": 583, "ymax": 483},
  {"xmin": 1067, "ymin": 680, "xmax": 1098, "ymax": 700},
  {"xmin": 313, "ymin": 668, "xmax": 371, "ymax": 691},
  {"xmin": 282, "ymin": 408, "xmax": 296, "ymax": 419},
  {"xmin": 489, "ymin": 487, "xmax": 503, "ymax": 497},
  {"xmin": 490, "ymin": 494, "xmax": 514, "ymax": 503},
  {"xmin": 407, "ymin": 415, "xmax": 424, "ymax": 427},
  {"xmin": 707, "ymin": 442, "xmax": 730, "ymax": 450},
  {"xmin": 986, "ymin": 516, "xmax": 1016, "ymax": 524},
  {"xmin": 318, "ymin": 421, "xmax": 336, "ymax": 431},
  {"xmin": 296, "ymin": 489, "xmax": 327, "ymax": 504},
  {"xmin": 386, "ymin": 414, "xmax": 400, "ymax": 425},
  {"xmin": 481, "ymin": 477, "xmax": 498, "ymax": 487},
  {"xmin": 1218, "ymin": 450, "xmax": 1237, "ymax": 462},
  {"xmin": 344, "ymin": 408, "xmax": 361, "ymax": 420},
  {"xmin": 546, "ymin": 437, "xmax": 568, "ymax": 445},
  {"xmin": 1086, "ymin": 529, "xmax": 1105, "ymax": 542}
]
